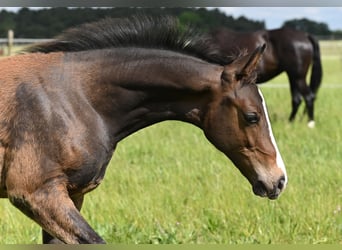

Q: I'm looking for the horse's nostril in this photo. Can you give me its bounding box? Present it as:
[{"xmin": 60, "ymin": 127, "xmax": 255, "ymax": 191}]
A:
[
  {"xmin": 253, "ymin": 176, "xmax": 286, "ymax": 199},
  {"xmin": 277, "ymin": 176, "xmax": 286, "ymax": 190},
  {"xmin": 252, "ymin": 180, "xmax": 267, "ymax": 197}
]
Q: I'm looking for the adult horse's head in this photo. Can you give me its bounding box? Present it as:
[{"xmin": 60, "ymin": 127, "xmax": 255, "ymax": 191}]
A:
[{"xmin": 203, "ymin": 44, "xmax": 287, "ymax": 199}]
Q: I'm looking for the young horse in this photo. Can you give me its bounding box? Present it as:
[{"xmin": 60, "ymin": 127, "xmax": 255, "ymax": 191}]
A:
[
  {"xmin": 210, "ymin": 27, "xmax": 323, "ymax": 128},
  {"xmin": 0, "ymin": 16, "xmax": 287, "ymax": 244}
]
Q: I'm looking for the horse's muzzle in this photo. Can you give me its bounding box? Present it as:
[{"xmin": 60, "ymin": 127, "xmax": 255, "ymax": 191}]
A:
[{"xmin": 252, "ymin": 176, "xmax": 286, "ymax": 199}]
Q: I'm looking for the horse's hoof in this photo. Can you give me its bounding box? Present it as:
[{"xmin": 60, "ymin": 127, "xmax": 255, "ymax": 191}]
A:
[{"xmin": 307, "ymin": 120, "xmax": 315, "ymax": 128}]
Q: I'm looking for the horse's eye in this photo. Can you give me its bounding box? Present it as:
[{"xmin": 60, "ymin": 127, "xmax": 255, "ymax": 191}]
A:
[{"xmin": 244, "ymin": 112, "xmax": 260, "ymax": 124}]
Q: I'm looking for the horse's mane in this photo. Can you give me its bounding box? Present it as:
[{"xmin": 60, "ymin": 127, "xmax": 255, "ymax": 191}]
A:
[{"xmin": 24, "ymin": 15, "xmax": 233, "ymax": 65}]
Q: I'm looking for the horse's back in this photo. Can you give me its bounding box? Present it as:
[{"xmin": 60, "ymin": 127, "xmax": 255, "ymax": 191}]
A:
[
  {"xmin": 211, "ymin": 27, "xmax": 314, "ymax": 82},
  {"xmin": 268, "ymin": 27, "xmax": 309, "ymax": 43},
  {"xmin": 211, "ymin": 28, "xmax": 268, "ymax": 55},
  {"xmin": 211, "ymin": 28, "xmax": 280, "ymax": 82},
  {"xmin": 268, "ymin": 28, "xmax": 313, "ymax": 75}
]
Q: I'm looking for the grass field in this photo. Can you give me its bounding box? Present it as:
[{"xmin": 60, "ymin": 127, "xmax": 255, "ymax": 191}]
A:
[{"xmin": 0, "ymin": 42, "xmax": 341, "ymax": 244}]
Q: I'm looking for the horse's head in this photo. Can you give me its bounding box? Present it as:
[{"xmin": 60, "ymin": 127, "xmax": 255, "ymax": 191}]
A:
[{"xmin": 203, "ymin": 44, "xmax": 287, "ymax": 199}]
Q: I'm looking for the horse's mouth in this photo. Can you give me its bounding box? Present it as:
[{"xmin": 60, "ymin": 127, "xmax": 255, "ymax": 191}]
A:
[{"xmin": 252, "ymin": 178, "xmax": 285, "ymax": 200}]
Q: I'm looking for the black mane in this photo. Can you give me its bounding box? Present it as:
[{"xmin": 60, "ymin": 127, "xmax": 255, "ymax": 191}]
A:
[{"xmin": 25, "ymin": 15, "xmax": 232, "ymax": 65}]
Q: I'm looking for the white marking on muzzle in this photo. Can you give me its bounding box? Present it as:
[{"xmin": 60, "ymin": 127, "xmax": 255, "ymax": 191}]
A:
[{"xmin": 257, "ymin": 88, "xmax": 288, "ymax": 186}]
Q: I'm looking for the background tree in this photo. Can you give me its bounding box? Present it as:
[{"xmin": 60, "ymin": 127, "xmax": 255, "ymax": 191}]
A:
[
  {"xmin": 282, "ymin": 18, "xmax": 331, "ymax": 36},
  {"xmin": 0, "ymin": 7, "xmax": 265, "ymax": 38},
  {"xmin": 0, "ymin": 7, "xmax": 340, "ymax": 39}
]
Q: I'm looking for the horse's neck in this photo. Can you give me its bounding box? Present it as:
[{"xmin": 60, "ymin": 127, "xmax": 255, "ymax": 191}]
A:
[
  {"xmin": 98, "ymin": 48, "xmax": 221, "ymax": 90},
  {"xmin": 79, "ymin": 49, "xmax": 223, "ymax": 142}
]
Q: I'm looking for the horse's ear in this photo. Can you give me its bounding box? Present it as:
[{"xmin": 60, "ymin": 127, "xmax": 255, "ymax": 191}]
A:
[{"xmin": 233, "ymin": 43, "xmax": 266, "ymax": 80}]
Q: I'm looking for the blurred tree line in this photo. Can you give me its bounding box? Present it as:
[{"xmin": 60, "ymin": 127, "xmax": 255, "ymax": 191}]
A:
[
  {"xmin": 0, "ymin": 7, "xmax": 340, "ymax": 39},
  {"xmin": 283, "ymin": 18, "xmax": 342, "ymax": 38}
]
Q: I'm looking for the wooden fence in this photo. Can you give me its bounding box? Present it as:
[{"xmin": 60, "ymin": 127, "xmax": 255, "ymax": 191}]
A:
[{"xmin": 0, "ymin": 30, "xmax": 52, "ymax": 56}]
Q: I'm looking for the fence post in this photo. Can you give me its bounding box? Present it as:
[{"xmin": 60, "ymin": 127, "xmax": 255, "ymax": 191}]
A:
[{"xmin": 8, "ymin": 29, "xmax": 14, "ymax": 56}]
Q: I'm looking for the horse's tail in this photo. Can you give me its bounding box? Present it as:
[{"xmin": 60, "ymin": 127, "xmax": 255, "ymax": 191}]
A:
[{"xmin": 308, "ymin": 34, "xmax": 323, "ymax": 94}]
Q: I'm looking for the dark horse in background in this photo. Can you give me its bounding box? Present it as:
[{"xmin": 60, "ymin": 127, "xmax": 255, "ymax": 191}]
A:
[
  {"xmin": 0, "ymin": 16, "xmax": 287, "ymax": 243},
  {"xmin": 211, "ymin": 27, "xmax": 323, "ymax": 128}
]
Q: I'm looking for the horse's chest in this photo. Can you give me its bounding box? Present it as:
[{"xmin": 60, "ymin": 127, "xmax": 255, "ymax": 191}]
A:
[
  {"xmin": 51, "ymin": 120, "xmax": 113, "ymax": 193},
  {"xmin": 46, "ymin": 106, "xmax": 113, "ymax": 194},
  {"xmin": 61, "ymin": 140, "xmax": 113, "ymax": 195}
]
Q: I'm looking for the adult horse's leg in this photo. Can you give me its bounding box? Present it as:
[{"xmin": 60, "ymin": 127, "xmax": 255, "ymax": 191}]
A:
[
  {"xmin": 288, "ymin": 75, "xmax": 315, "ymax": 127},
  {"xmin": 304, "ymin": 91, "xmax": 316, "ymax": 128},
  {"xmin": 289, "ymin": 84, "xmax": 302, "ymax": 122},
  {"xmin": 42, "ymin": 195, "xmax": 85, "ymax": 244}
]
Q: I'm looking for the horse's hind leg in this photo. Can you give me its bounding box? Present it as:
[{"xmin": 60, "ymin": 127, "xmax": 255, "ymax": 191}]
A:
[
  {"xmin": 42, "ymin": 195, "xmax": 85, "ymax": 244},
  {"xmin": 304, "ymin": 92, "xmax": 316, "ymax": 128},
  {"xmin": 288, "ymin": 83, "xmax": 302, "ymax": 122},
  {"xmin": 288, "ymin": 76, "xmax": 315, "ymax": 127}
]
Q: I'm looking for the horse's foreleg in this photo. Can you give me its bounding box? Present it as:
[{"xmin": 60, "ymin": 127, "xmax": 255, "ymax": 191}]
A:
[
  {"xmin": 42, "ymin": 195, "xmax": 85, "ymax": 244},
  {"xmin": 8, "ymin": 177, "xmax": 104, "ymax": 244}
]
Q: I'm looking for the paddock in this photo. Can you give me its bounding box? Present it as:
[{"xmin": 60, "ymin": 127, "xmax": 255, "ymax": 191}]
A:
[{"xmin": 0, "ymin": 39, "xmax": 341, "ymax": 244}]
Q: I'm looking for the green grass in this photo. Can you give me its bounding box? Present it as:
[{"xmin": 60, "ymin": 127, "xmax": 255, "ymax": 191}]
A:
[{"xmin": 0, "ymin": 43, "xmax": 341, "ymax": 244}]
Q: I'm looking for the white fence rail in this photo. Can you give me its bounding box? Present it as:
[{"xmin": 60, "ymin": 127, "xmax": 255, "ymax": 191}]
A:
[
  {"xmin": 0, "ymin": 38, "xmax": 53, "ymax": 45},
  {"xmin": 0, "ymin": 32, "xmax": 54, "ymax": 56}
]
